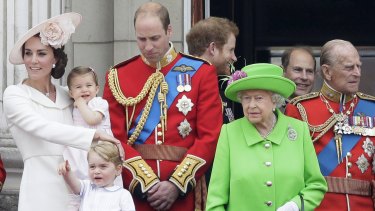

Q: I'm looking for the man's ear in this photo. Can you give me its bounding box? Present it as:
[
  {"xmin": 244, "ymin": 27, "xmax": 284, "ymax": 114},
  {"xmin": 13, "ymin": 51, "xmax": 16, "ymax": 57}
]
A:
[
  {"xmin": 208, "ymin": 42, "xmax": 216, "ymax": 55},
  {"xmin": 321, "ymin": 64, "xmax": 331, "ymax": 81},
  {"xmin": 166, "ymin": 24, "xmax": 172, "ymax": 37},
  {"xmin": 280, "ymin": 65, "xmax": 286, "ymax": 75}
]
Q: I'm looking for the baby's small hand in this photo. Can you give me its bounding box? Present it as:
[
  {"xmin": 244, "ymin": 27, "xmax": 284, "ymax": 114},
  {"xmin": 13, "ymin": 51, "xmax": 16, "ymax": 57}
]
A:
[
  {"xmin": 74, "ymin": 97, "xmax": 86, "ymax": 107},
  {"xmin": 58, "ymin": 160, "xmax": 71, "ymax": 175}
]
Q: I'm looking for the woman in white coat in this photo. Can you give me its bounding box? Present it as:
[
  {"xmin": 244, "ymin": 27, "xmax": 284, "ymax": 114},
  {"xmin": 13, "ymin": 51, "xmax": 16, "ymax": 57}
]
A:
[{"xmin": 3, "ymin": 13, "xmax": 122, "ymax": 211}]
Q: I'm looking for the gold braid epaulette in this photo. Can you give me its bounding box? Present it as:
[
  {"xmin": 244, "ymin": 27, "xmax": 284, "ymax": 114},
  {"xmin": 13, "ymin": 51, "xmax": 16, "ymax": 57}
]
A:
[
  {"xmin": 296, "ymin": 103, "xmax": 337, "ymax": 142},
  {"xmin": 357, "ymin": 92, "xmax": 375, "ymax": 101},
  {"xmin": 108, "ymin": 67, "xmax": 165, "ymax": 145},
  {"xmin": 290, "ymin": 92, "xmax": 319, "ymax": 105},
  {"xmin": 180, "ymin": 52, "xmax": 212, "ymax": 65}
]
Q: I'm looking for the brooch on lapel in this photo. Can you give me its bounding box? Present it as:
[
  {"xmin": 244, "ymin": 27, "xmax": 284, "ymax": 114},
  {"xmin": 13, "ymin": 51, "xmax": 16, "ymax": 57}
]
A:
[{"xmin": 287, "ymin": 125, "xmax": 297, "ymax": 141}]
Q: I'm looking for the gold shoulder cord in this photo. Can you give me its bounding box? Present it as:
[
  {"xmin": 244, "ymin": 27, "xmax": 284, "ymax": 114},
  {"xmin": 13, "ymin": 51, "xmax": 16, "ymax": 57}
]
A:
[
  {"xmin": 296, "ymin": 103, "xmax": 337, "ymax": 142},
  {"xmin": 108, "ymin": 65, "xmax": 168, "ymax": 145}
]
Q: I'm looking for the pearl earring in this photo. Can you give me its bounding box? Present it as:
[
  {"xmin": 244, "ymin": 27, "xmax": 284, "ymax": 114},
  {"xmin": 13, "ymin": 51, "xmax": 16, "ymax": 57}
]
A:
[{"xmin": 52, "ymin": 64, "xmax": 56, "ymax": 68}]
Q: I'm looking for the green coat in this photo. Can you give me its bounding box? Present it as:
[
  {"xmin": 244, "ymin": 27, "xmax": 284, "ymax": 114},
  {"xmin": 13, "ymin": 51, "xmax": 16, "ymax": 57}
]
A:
[{"xmin": 206, "ymin": 110, "xmax": 327, "ymax": 211}]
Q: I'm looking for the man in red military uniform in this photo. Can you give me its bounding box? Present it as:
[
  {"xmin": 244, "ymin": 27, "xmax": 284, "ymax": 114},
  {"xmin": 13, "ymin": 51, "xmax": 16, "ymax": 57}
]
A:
[
  {"xmin": 103, "ymin": 2, "xmax": 222, "ymax": 211},
  {"xmin": 0, "ymin": 155, "xmax": 6, "ymax": 192},
  {"xmin": 286, "ymin": 39, "xmax": 374, "ymax": 210}
]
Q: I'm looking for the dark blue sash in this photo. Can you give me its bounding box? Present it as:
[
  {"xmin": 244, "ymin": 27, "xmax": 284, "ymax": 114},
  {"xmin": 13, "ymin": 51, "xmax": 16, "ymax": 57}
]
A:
[
  {"xmin": 128, "ymin": 57, "xmax": 203, "ymax": 144},
  {"xmin": 318, "ymin": 99, "xmax": 375, "ymax": 176}
]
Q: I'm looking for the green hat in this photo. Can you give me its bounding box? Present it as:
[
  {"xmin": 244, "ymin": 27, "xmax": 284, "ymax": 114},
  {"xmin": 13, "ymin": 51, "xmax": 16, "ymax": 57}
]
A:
[{"xmin": 225, "ymin": 63, "xmax": 296, "ymax": 103}]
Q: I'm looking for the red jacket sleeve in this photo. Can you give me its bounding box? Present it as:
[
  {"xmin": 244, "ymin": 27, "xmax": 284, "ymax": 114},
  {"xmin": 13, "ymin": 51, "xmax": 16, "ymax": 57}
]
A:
[
  {"xmin": 0, "ymin": 155, "xmax": 6, "ymax": 191},
  {"xmin": 169, "ymin": 63, "xmax": 222, "ymax": 192}
]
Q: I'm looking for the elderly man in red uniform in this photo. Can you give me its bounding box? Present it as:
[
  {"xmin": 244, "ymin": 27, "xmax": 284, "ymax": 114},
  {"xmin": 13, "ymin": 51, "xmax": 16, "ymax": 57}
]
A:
[
  {"xmin": 0, "ymin": 155, "xmax": 6, "ymax": 192},
  {"xmin": 286, "ymin": 39, "xmax": 374, "ymax": 210},
  {"xmin": 103, "ymin": 2, "xmax": 222, "ymax": 211}
]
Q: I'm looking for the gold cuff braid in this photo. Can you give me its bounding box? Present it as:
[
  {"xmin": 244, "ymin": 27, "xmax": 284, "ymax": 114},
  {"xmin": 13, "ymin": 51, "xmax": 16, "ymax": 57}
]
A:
[
  {"xmin": 123, "ymin": 156, "xmax": 159, "ymax": 193},
  {"xmin": 169, "ymin": 154, "xmax": 206, "ymax": 193}
]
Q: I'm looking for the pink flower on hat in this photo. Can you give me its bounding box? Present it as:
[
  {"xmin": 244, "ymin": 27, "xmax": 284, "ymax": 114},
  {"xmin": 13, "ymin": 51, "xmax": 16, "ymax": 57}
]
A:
[
  {"xmin": 40, "ymin": 19, "xmax": 76, "ymax": 49},
  {"xmin": 228, "ymin": 70, "xmax": 247, "ymax": 86}
]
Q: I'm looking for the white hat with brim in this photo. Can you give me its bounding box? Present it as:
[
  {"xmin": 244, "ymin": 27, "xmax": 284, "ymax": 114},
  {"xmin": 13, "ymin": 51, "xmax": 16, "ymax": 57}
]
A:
[
  {"xmin": 225, "ymin": 63, "xmax": 296, "ymax": 103},
  {"xmin": 9, "ymin": 12, "xmax": 82, "ymax": 65}
]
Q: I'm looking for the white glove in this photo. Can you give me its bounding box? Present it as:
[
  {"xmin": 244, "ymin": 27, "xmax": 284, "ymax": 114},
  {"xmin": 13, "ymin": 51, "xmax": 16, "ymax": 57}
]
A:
[{"xmin": 276, "ymin": 201, "xmax": 299, "ymax": 211}]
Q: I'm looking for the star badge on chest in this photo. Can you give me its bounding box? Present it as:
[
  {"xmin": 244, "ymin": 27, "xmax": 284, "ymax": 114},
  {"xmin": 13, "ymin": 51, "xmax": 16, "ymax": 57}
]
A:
[
  {"xmin": 362, "ymin": 137, "xmax": 374, "ymax": 157},
  {"xmin": 178, "ymin": 119, "xmax": 192, "ymax": 138},
  {"xmin": 356, "ymin": 154, "xmax": 369, "ymax": 173},
  {"xmin": 176, "ymin": 95, "xmax": 194, "ymax": 116}
]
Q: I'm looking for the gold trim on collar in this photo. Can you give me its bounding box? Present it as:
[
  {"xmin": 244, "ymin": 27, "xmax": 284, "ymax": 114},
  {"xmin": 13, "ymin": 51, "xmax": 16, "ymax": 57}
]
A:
[
  {"xmin": 320, "ymin": 81, "xmax": 354, "ymax": 103},
  {"xmin": 290, "ymin": 92, "xmax": 319, "ymax": 105},
  {"xmin": 141, "ymin": 42, "xmax": 178, "ymax": 68}
]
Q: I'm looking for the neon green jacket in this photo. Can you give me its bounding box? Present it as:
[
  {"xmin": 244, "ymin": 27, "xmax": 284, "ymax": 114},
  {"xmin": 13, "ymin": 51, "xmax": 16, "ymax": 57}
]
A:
[{"xmin": 206, "ymin": 110, "xmax": 327, "ymax": 211}]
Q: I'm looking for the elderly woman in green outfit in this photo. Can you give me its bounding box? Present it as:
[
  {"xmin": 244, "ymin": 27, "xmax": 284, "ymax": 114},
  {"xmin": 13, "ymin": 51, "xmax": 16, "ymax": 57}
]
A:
[{"xmin": 206, "ymin": 63, "xmax": 327, "ymax": 211}]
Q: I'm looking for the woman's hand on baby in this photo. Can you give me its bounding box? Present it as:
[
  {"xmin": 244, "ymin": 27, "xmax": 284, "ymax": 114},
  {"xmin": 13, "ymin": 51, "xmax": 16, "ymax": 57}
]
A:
[
  {"xmin": 93, "ymin": 131, "xmax": 125, "ymax": 160},
  {"xmin": 58, "ymin": 160, "xmax": 71, "ymax": 176}
]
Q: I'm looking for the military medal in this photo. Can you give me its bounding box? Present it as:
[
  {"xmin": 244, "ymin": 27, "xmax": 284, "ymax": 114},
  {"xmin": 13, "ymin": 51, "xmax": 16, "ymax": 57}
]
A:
[
  {"xmin": 178, "ymin": 119, "xmax": 192, "ymax": 138},
  {"xmin": 184, "ymin": 74, "xmax": 192, "ymax": 92},
  {"xmin": 177, "ymin": 74, "xmax": 184, "ymax": 92},
  {"xmin": 176, "ymin": 95, "xmax": 194, "ymax": 116},
  {"xmin": 362, "ymin": 137, "xmax": 374, "ymax": 157},
  {"xmin": 356, "ymin": 154, "xmax": 369, "ymax": 173}
]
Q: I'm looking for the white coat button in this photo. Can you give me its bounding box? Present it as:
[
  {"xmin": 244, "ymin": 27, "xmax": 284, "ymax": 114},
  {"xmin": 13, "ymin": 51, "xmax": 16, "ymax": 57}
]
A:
[
  {"xmin": 265, "ymin": 201, "xmax": 272, "ymax": 206},
  {"xmin": 265, "ymin": 162, "xmax": 272, "ymax": 167},
  {"xmin": 266, "ymin": 181, "xmax": 272, "ymax": 186},
  {"xmin": 264, "ymin": 143, "xmax": 271, "ymax": 148}
]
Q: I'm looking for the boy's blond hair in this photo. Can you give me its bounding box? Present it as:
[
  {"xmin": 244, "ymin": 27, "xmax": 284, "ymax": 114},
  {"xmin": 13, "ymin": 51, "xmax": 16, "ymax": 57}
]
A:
[{"xmin": 88, "ymin": 142, "xmax": 122, "ymax": 166}]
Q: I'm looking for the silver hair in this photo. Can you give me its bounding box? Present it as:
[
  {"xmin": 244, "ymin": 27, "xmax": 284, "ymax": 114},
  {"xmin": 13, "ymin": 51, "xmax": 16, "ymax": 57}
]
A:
[
  {"xmin": 271, "ymin": 93, "xmax": 286, "ymax": 108},
  {"xmin": 237, "ymin": 91, "xmax": 286, "ymax": 109}
]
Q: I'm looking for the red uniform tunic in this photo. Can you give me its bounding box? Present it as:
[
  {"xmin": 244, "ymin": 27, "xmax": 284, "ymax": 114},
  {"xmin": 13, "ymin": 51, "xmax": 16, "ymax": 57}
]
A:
[
  {"xmin": 0, "ymin": 155, "xmax": 6, "ymax": 192},
  {"xmin": 285, "ymin": 83, "xmax": 375, "ymax": 211},
  {"xmin": 103, "ymin": 46, "xmax": 222, "ymax": 211}
]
